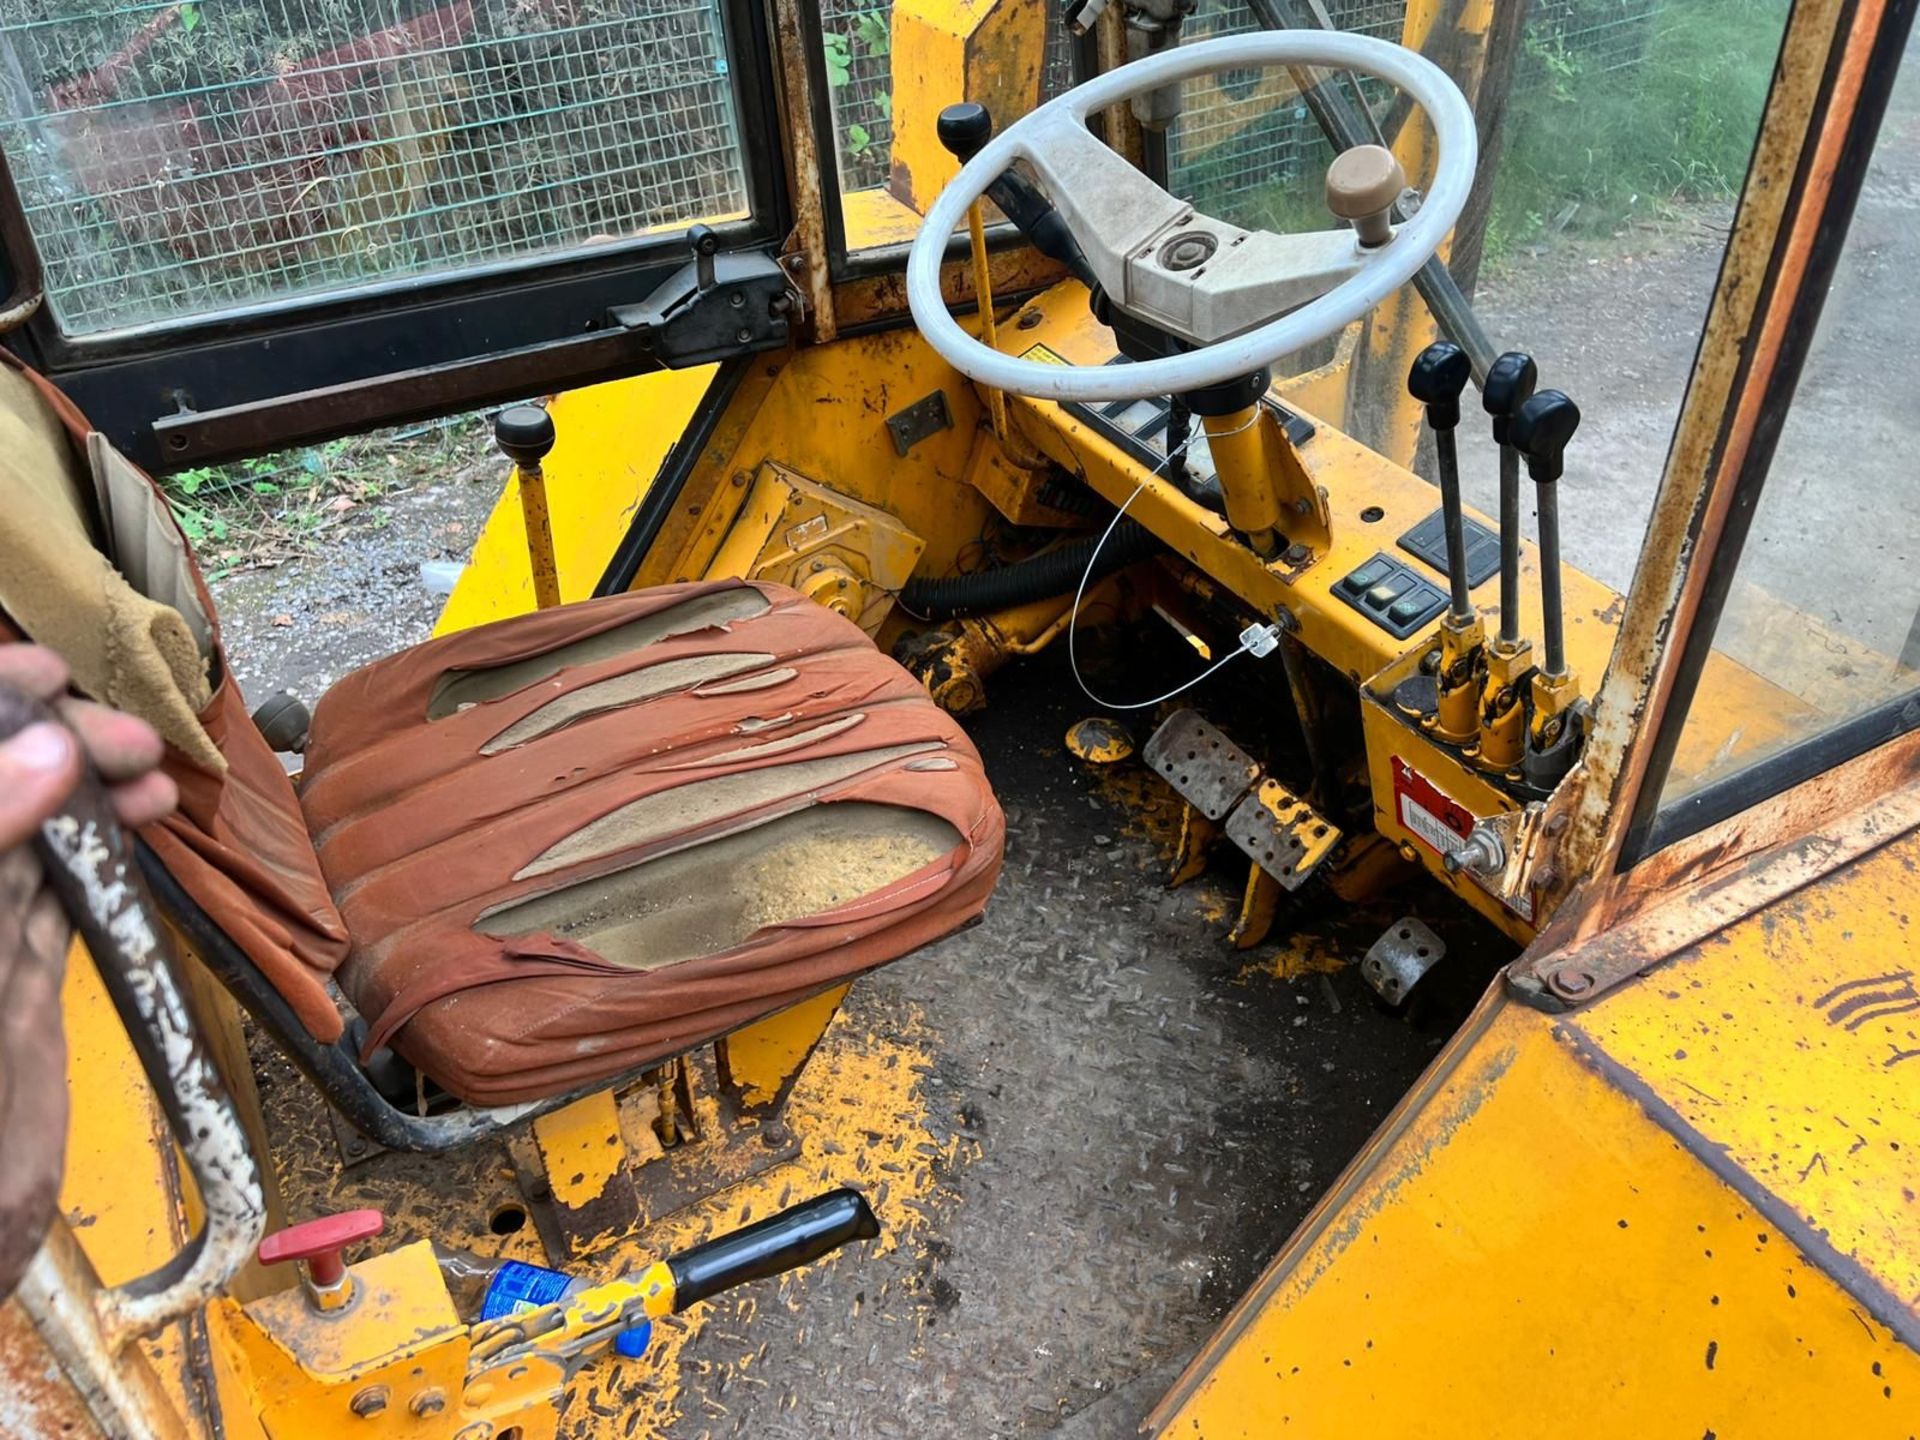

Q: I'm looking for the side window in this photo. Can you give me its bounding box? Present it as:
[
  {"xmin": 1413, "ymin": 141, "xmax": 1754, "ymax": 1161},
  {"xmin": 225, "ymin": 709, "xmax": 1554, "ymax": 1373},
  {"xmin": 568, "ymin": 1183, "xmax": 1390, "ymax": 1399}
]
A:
[
  {"xmin": 1652, "ymin": 36, "xmax": 1920, "ymax": 817},
  {"xmin": 0, "ymin": 0, "xmax": 749, "ymax": 335}
]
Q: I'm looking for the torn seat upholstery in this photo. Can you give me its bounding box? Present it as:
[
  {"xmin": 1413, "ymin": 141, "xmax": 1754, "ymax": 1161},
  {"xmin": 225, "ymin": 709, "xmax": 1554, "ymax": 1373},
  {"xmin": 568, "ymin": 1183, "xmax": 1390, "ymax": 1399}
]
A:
[
  {"xmin": 299, "ymin": 581, "xmax": 1002, "ymax": 1105},
  {"xmin": 0, "ymin": 352, "xmax": 1003, "ymax": 1109}
]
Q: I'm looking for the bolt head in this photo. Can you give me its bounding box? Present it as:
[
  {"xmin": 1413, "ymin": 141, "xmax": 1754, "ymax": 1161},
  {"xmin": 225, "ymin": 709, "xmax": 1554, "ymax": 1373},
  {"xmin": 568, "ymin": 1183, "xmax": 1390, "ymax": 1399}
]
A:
[
  {"xmin": 1553, "ymin": 969, "xmax": 1595, "ymax": 997},
  {"xmin": 350, "ymin": 1385, "xmax": 389, "ymax": 1418}
]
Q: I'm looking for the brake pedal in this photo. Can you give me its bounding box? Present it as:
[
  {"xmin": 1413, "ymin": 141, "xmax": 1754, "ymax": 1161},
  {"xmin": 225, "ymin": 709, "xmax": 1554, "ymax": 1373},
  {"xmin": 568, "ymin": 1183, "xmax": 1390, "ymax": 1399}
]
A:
[{"xmin": 1225, "ymin": 778, "xmax": 1342, "ymax": 892}]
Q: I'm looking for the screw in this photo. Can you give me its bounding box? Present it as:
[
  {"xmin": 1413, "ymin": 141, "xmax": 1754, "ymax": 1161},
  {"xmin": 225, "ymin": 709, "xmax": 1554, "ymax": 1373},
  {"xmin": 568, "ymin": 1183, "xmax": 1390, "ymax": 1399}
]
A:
[
  {"xmin": 1292, "ymin": 498, "xmax": 1313, "ymax": 516},
  {"xmin": 1553, "ymin": 969, "xmax": 1595, "ymax": 997},
  {"xmin": 731, "ymin": 471, "xmax": 751, "ymax": 487},
  {"xmin": 736, "ymin": 328, "xmax": 752, "ymax": 344},
  {"xmin": 728, "ymin": 290, "xmax": 745, "ymax": 309},
  {"xmin": 410, "ymin": 1388, "xmax": 448, "ymax": 1417},
  {"xmin": 1545, "ymin": 813, "xmax": 1569, "ymax": 837},
  {"xmin": 1535, "ymin": 866, "xmax": 1562, "ymax": 891},
  {"xmin": 1283, "ymin": 543, "xmax": 1310, "ymax": 564},
  {"xmin": 350, "ymin": 1386, "xmax": 389, "ymax": 1418},
  {"xmin": 1018, "ymin": 310, "xmax": 1043, "ymax": 330}
]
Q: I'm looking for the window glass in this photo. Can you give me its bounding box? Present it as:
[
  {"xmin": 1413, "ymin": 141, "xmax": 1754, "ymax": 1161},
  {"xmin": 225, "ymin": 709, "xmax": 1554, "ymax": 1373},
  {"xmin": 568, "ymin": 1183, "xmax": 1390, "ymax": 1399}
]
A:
[
  {"xmin": 0, "ymin": 0, "xmax": 749, "ymax": 334},
  {"xmin": 1656, "ymin": 35, "xmax": 1920, "ymax": 807},
  {"xmin": 1167, "ymin": 0, "xmax": 1792, "ymax": 594}
]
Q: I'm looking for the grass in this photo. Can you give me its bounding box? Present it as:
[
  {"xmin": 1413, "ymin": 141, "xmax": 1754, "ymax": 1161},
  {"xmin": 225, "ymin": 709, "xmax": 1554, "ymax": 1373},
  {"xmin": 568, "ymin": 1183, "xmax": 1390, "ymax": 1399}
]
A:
[
  {"xmin": 161, "ymin": 411, "xmax": 500, "ymax": 577},
  {"xmin": 1485, "ymin": 0, "xmax": 1789, "ymax": 258},
  {"xmin": 1173, "ymin": 0, "xmax": 1788, "ymax": 267}
]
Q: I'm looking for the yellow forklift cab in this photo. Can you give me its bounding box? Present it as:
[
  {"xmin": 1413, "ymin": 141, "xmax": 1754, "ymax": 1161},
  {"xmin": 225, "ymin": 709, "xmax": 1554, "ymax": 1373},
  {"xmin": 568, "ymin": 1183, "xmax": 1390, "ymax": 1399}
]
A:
[{"xmin": 0, "ymin": 0, "xmax": 1916, "ymax": 1434}]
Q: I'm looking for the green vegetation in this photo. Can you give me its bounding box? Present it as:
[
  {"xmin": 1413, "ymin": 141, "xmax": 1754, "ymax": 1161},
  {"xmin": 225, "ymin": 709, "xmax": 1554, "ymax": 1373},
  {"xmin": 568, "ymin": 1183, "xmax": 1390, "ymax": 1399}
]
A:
[
  {"xmin": 1486, "ymin": 0, "xmax": 1789, "ymax": 257},
  {"xmin": 160, "ymin": 414, "xmax": 496, "ymax": 574}
]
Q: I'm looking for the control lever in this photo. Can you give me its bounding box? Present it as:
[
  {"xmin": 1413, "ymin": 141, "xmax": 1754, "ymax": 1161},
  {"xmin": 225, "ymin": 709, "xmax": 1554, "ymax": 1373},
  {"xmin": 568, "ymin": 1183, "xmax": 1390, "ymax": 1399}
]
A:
[
  {"xmin": 1408, "ymin": 341, "xmax": 1484, "ymax": 746},
  {"xmin": 1510, "ymin": 390, "xmax": 1584, "ymax": 785},
  {"xmin": 937, "ymin": 103, "xmax": 1095, "ymax": 287},
  {"xmin": 1476, "ymin": 351, "xmax": 1538, "ymax": 772}
]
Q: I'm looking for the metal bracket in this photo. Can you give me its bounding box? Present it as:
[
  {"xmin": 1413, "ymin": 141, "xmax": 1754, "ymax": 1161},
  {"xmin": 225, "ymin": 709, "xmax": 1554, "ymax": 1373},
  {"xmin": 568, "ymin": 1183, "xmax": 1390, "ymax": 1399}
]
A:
[
  {"xmin": 885, "ymin": 389, "xmax": 954, "ymax": 457},
  {"xmin": 608, "ymin": 224, "xmax": 794, "ymax": 368}
]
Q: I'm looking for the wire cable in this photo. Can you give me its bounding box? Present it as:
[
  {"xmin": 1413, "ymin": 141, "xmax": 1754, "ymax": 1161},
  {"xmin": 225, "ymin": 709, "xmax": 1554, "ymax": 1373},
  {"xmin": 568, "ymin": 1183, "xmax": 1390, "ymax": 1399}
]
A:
[{"xmin": 1066, "ymin": 412, "xmax": 1281, "ymax": 711}]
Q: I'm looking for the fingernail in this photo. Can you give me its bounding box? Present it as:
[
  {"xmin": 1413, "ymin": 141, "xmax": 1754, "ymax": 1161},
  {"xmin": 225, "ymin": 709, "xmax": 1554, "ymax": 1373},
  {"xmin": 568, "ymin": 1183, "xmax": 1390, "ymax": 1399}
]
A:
[{"xmin": 9, "ymin": 723, "xmax": 73, "ymax": 774}]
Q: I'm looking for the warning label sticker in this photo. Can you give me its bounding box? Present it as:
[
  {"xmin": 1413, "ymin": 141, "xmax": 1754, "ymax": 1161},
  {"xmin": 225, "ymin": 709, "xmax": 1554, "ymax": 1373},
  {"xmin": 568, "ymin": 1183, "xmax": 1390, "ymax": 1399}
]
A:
[
  {"xmin": 1391, "ymin": 756, "xmax": 1476, "ymax": 859},
  {"xmin": 1390, "ymin": 758, "xmax": 1533, "ymax": 923}
]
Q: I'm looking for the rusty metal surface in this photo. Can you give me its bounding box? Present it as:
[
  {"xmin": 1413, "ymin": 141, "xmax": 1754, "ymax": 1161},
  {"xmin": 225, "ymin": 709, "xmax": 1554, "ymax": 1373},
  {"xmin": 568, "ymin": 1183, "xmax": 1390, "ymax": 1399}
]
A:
[
  {"xmin": 1223, "ymin": 779, "xmax": 1342, "ymax": 891},
  {"xmin": 1143, "ymin": 709, "xmax": 1260, "ymax": 821}
]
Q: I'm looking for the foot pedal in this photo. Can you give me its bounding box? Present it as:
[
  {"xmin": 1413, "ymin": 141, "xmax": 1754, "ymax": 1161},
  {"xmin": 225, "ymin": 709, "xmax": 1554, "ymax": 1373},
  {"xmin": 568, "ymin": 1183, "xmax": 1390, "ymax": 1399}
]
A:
[
  {"xmin": 1361, "ymin": 917, "xmax": 1446, "ymax": 1004},
  {"xmin": 1143, "ymin": 709, "xmax": 1260, "ymax": 820},
  {"xmin": 1224, "ymin": 779, "xmax": 1342, "ymax": 891}
]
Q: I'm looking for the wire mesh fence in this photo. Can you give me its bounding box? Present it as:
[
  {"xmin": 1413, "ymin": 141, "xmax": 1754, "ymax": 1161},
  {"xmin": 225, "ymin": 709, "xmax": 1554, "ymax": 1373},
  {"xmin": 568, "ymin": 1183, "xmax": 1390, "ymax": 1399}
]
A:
[
  {"xmin": 0, "ymin": 0, "xmax": 1675, "ymax": 337},
  {"xmin": 0, "ymin": 0, "xmax": 748, "ymax": 333},
  {"xmin": 1168, "ymin": 0, "xmax": 1670, "ymax": 226},
  {"xmin": 819, "ymin": 0, "xmax": 1077, "ymax": 196}
]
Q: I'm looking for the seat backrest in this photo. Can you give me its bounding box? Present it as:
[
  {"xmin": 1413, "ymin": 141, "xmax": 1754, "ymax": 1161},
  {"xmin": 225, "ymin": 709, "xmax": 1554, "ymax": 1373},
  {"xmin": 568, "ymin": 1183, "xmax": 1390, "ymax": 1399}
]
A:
[
  {"xmin": 0, "ymin": 363, "xmax": 221, "ymax": 770},
  {"xmin": 0, "ymin": 355, "xmax": 351, "ymax": 1042}
]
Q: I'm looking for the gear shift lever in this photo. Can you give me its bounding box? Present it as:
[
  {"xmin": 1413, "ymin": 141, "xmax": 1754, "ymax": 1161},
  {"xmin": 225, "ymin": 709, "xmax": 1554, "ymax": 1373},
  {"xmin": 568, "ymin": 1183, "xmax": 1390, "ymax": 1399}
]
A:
[
  {"xmin": 1409, "ymin": 341, "xmax": 1484, "ymax": 746},
  {"xmin": 1510, "ymin": 389, "xmax": 1583, "ymax": 784}
]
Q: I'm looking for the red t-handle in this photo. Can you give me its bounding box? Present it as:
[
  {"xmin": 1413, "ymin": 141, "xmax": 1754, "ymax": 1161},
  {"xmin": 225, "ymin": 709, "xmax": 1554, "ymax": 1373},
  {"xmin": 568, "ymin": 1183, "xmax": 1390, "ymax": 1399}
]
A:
[{"xmin": 258, "ymin": 1209, "xmax": 385, "ymax": 1289}]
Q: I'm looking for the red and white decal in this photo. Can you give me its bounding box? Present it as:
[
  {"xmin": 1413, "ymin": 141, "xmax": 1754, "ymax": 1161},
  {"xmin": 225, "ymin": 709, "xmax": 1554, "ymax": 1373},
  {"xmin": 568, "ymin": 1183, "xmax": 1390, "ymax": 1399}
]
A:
[
  {"xmin": 1390, "ymin": 757, "xmax": 1533, "ymax": 922},
  {"xmin": 1391, "ymin": 756, "xmax": 1476, "ymax": 859}
]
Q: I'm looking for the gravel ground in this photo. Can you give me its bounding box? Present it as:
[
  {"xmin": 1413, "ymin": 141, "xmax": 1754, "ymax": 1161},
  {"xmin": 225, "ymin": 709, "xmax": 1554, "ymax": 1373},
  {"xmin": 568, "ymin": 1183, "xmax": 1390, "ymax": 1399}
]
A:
[{"xmin": 208, "ymin": 453, "xmax": 506, "ymax": 709}]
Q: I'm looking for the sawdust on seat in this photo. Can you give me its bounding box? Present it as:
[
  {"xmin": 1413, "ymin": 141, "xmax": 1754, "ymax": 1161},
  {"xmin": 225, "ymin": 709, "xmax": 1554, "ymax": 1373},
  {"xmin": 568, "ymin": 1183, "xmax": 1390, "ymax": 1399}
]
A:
[{"xmin": 480, "ymin": 801, "xmax": 957, "ymax": 971}]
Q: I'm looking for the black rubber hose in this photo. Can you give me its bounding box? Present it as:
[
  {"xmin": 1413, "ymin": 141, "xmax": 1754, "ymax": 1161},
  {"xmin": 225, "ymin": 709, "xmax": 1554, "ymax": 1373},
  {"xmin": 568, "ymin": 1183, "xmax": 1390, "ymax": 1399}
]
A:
[{"xmin": 899, "ymin": 518, "xmax": 1163, "ymax": 621}]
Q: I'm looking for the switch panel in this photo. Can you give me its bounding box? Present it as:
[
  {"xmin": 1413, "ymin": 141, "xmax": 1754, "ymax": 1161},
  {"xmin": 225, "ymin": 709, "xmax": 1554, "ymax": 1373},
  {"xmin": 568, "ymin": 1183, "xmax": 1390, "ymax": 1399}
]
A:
[
  {"xmin": 1397, "ymin": 507, "xmax": 1501, "ymax": 591},
  {"xmin": 1334, "ymin": 552, "xmax": 1449, "ymax": 639}
]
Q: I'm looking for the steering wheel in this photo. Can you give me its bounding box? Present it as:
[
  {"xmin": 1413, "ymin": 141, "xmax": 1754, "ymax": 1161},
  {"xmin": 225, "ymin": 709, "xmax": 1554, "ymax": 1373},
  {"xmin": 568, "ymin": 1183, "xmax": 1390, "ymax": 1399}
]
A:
[{"xmin": 906, "ymin": 31, "xmax": 1477, "ymax": 404}]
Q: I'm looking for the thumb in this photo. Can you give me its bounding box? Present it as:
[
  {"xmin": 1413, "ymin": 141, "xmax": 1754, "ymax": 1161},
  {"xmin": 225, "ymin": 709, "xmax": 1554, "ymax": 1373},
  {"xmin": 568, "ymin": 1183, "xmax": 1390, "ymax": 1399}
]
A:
[{"xmin": 0, "ymin": 723, "xmax": 80, "ymax": 850}]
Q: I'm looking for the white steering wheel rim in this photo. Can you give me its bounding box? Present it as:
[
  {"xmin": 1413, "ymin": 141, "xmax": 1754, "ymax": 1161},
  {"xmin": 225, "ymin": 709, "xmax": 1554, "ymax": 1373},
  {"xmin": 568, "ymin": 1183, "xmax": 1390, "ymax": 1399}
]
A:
[{"xmin": 906, "ymin": 31, "xmax": 1477, "ymax": 404}]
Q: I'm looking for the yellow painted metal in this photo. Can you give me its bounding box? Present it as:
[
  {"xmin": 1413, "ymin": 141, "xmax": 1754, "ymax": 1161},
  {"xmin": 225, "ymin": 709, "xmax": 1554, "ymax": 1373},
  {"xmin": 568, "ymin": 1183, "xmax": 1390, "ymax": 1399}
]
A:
[
  {"xmin": 1228, "ymin": 865, "xmax": 1282, "ymax": 951},
  {"xmin": 886, "ymin": 0, "xmax": 1047, "ymax": 218},
  {"xmin": 1430, "ymin": 609, "xmax": 1485, "ymax": 746},
  {"xmin": 1199, "ymin": 405, "xmax": 1284, "ymax": 553},
  {"xmin": 435, "ymin": 366, "xmax": 716, "ymax": 634},
  {"xmin": 533, "ymin": 1091, "xmax": 625, "ymax": 1213},
  {"xmin": 701, "ymin": 460, "xmax": 927, "ymax": 635},
  {"xmin": 514, "ymin": 459, "xmax": 563, "ymax": 611},
  {"xmin": 1151, "ymin": 994, "xmax": 1920, "ymax": 1436},
  {"xmin": 642, "ymin": 329, "xmax": 995, "ymax": 600},
  {"xmin": 1476, "ymin": 635, "xmax": 1531, "ymax": 773},
  {"xmin": 58, "ymin": 938, "xmax": 188, "ymax": 1291},
  {"xmin": 719, "ymin": 985, "xmax": 852, "ymax": 1109},
  {"xmin": 1569, "ymin": 828, "xmax": 1920, "ymax": 1314},
  {"xmin": 840, "ymin": 188, "xmax": 930, "ymax": 251}
]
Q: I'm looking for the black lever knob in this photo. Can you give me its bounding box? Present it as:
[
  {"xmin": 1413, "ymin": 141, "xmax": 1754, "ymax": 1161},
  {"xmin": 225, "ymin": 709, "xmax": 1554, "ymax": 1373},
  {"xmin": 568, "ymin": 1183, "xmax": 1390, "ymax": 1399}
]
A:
[
  {"xmin": 1510, "ymin": 390, "xmax": 1581, "ymax": 483},
  {"xmin": 1408, "ymin": 340, "xmax": 1471, "ymax": 431},
  {"xmin": 937, "ymin": 102, "xmax": 993, "ymax": 162},
  {"xmin": 1481, "ymin": 351, "xmax": 1538, "ymax": 445},
  {"xmin": 494, "ymin": 404, "xmax": 556, "ymax": 470}
]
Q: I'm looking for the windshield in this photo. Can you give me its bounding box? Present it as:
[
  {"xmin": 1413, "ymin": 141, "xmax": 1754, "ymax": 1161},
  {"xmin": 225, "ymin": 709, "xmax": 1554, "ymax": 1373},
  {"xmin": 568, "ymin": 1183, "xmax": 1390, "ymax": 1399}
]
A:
[
  {"xmin": 1167, "ymin": 0, "xmax": 1794, "ymax": 611},
  {"xmin": 0, "ymin": 0, "xmax": 752, "ymax": 334}
]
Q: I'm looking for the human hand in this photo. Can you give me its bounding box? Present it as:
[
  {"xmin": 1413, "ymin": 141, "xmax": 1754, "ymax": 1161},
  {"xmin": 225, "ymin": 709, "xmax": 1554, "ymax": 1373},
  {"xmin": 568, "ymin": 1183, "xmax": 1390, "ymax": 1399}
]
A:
[{"xmin": 0, "ymin": 643, "xmax": 178, "ymax": 1298}]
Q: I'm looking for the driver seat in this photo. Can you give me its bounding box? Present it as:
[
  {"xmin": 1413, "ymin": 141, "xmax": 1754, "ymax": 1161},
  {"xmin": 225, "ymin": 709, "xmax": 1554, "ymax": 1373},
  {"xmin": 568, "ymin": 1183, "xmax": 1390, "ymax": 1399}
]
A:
[{"xmin": 0, "ymin": 355, "xmax": 1004, "ymax": 1108}]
